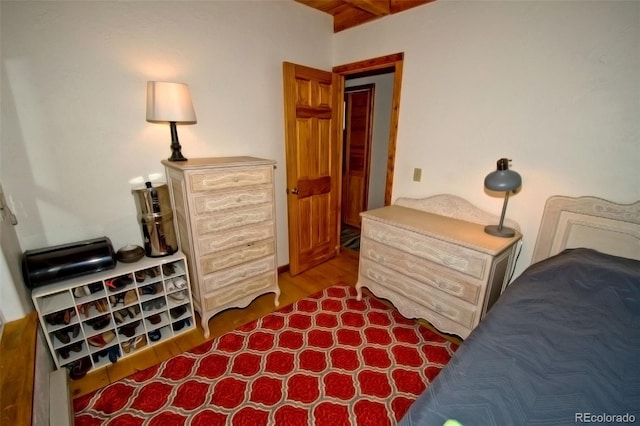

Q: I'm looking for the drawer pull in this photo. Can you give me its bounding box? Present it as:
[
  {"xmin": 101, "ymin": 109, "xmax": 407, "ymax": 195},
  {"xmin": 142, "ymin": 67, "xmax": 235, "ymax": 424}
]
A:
[{"xmin": 435, "ymin": 279, "xmax": 462, "ymax": 295}]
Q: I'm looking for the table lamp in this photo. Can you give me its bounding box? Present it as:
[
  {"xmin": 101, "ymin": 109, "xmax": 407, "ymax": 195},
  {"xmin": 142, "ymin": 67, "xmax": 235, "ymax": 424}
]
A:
[
  {"xmin": 484, "ymin": 158, "xmax": 522, "ymax": 238},
  {"xmin": 146, "ymin": 81, "xmax": 196, "ymax": 161}
]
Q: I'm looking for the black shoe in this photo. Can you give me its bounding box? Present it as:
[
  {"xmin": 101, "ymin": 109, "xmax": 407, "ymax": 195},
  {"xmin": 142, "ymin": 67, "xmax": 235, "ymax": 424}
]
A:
[
  {"xmin": 68, "ymin": 356, "xmax": 92, "ymax": 380},
  {"xmin": 170, "ymin": 305, "xmax": 187, "ymax": 319}
]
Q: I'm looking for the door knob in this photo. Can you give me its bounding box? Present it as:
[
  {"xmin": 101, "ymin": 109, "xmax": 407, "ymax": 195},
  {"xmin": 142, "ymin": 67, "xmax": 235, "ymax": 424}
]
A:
[{"xmin": 286, "ymin": 188, "xmax": 299, "ymax": 195}]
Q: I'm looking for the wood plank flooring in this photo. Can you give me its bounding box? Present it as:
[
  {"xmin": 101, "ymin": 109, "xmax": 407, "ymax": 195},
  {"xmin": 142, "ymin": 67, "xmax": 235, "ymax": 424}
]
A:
[{"xmin": 69, "ymin": 248, "xmax": 461, "ymax": 399}]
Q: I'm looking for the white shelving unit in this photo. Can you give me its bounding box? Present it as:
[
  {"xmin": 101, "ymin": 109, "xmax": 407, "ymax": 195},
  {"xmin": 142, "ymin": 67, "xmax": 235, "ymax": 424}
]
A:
[{"xmin": 31, "ymin": 251, "xmax": 194, "ymax": 376}]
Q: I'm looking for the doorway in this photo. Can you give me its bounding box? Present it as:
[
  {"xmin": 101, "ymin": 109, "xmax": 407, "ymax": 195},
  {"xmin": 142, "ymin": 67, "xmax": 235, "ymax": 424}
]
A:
[
  {"xmin": 334, "ymin": 53, "xmax": 403, "ymax": 251},
  {"xmin": 281, "ymin": 54, "xmax": 403, "ymax": 274}
]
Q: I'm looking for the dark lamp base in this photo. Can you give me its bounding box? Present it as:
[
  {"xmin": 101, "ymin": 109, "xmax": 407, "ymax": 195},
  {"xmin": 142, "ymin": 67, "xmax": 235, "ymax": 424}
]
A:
[
  {"xmin": 484, "ymin": 225, "xmax": 516, "ymax": 238},
  {"xmin": 168, "ymin": 151, "xmax": 187, "ymax": 162}
]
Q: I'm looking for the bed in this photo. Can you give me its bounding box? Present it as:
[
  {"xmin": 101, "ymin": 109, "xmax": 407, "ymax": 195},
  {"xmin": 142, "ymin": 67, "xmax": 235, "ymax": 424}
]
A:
[{"xmin": 399, "ymin": 195, "xmax": 640, "ymax": 426}]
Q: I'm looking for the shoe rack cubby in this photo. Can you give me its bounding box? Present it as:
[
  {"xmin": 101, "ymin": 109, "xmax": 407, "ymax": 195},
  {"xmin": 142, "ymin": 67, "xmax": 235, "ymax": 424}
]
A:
[{"xmin": 31, "ymin": 251, "xmax": 195, "ymax": 377}]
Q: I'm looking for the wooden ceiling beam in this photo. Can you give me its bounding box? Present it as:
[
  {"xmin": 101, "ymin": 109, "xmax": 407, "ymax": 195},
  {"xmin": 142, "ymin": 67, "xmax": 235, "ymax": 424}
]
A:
[
  {"xmin": 343, "ymin": 0, "xmax": 390, "ymax": 16},
  {"xmin": 334, "ymin": 7, "xmax": 381, "ymax": 32},
  {"xmin": 389, "ymin": 0, "xmax": 435, "ymax": 14}
]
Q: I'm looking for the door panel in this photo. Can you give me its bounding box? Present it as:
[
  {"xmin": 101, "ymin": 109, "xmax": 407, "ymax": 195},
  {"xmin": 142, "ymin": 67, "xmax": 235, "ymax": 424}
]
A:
[
  {"xmin": 283, "ymin": 62, "xmax": 344, "ymax": 275},
  {"xmin": 342, "ymin": 86, "xmax": 374, "ymax": 228}
]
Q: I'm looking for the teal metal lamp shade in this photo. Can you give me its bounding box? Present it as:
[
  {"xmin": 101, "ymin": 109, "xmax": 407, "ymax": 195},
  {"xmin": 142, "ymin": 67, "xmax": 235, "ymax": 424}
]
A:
[{"xmin": 484, "ymin": 158, "xmax": 522, "ymax": 238}]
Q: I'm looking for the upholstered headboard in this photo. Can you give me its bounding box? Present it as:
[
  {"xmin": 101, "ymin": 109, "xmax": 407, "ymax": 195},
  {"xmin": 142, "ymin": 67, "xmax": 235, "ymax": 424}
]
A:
[{"xmin": 531, "ymin": 195, "xmax": 640, "ymax": 263}]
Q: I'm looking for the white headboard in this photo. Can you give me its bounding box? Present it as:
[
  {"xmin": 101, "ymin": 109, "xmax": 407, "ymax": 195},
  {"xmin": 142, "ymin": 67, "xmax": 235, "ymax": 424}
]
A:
[{"xmin": 532, "ymin": 196, "xmax": 640, "ymax": 263}]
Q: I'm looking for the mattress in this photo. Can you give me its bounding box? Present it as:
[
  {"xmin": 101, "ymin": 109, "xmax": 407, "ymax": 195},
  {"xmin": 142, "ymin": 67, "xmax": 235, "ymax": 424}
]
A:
[{"xmin": 399, "ymin": 248, "xmax": 640, "ymax": 426}]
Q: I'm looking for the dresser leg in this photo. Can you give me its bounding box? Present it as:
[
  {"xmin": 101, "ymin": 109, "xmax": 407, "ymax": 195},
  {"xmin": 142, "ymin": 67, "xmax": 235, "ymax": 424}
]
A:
[
  {"xmin": 201, "ymin": 317, "xmax": 210, "ymax": 339},
  {"xmin": 355, "ymin": 283, "xmax": 363, "ymax": 301}
]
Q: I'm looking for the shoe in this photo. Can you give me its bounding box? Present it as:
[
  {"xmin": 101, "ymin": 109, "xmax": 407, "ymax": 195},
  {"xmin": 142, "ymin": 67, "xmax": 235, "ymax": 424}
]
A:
[
  {"xmin": 88, "ymin": 330, "xmax": 116, "ymax": 347},
  {"xmin": 45, "ymin": 311, "xmax": 64, "ymax": 326},
  {"xmin": 124, "ymin": 290, "xmax": 138, "ymax": 306},
  {"xmin": 146, "ymin": 267, "xmax": 160, "ymax": 278},
  {"xmin": 162, "ymin": 263, "xmax": 175, "ymax": 276},
  {"xmin": 173, "ymin": 277, "xmax": 187, "ymax": 289},
  {"xmin": 165, "ymin": 279, "xmax": 178, "ymax": 292},
  {"xmin": 142, "ymin": 300, "xmax": 152, "ymax": 311},
  {"xmin": 113, "ymin": 310, "xmax": 125, "ymax": 324},
  {"xmin": 148, "ymin": 329, "xmax": 161, "ymax": 342},
  {"xmin": 71, "ymin": 324, "xmax": 81, "ymax": 338},
  {"xmin": 127, "ymin": 305, "xmax": 140, "ymax": 318},
  {"xmin": 68, "ymin": 356, "xmax": 92, "ymax": 380},
  {"xmin": 108, "ymin": 346, "xmax": 121, "ymax": 363},
  {"xmin": 133, "ymin": 334, "xmax": 147, "ymax": 350},
  {"xmin": 54, "ymin": 329, "xmax": 70, "ymax": 344},
  {"xmin": 169, "ymin": 290, "xmax": 186, "ymax": 302},
  {"xmin": 173, "ymin": 318, "xmax": 192, "ymax": 331},
  {"xmin": 148, "ymin": 314, "xmax": 161, "ymax": 325},
  {"xmin": 118, "ymin": 321, "xmax": 140, "ymax": 338},
  {"xmin": 135, "ymin": 270, "xmax": 147, "ymax": 282},
  {"xmin": 59, "ymin": 341, "xmax": 83, "ymax": 359},
  {"xmin": 92, "ymin": 348, "xmax": 108, "ymax": 363},
  {"xmin": 170, "ymin": 305, "xmax": 187, "ymax": 319},
  {"xmin": 94, "ymin": 299, "xmax": 109, "ymax": 313},
  {"xmin": 77, "ymin": 304, "xmax": 89, "ymax": 318},
  {"xmin": 105, "ymin": 278, "xmax": 125, "ymax": 292},
  {"xmin": 62, "ymin": 308, "xmax": 75, "ymax": 325},
  {"xmin": 88, "ymin": 282, "xmax": 103, "ymax": 293},
  {"xmin": 87, "ymin": 315, "xmax": 110, "ymax": 331},
  {"xmin": 73, "ymin": 286, "xmax": 88, "ymax": 298},
  {"xmin": 140, "ymin": 284, "xmax": 157, "ymax": 296},
  {"xmin": 154, "ymin": 297, "xmax": 166, "ymax": 310}
]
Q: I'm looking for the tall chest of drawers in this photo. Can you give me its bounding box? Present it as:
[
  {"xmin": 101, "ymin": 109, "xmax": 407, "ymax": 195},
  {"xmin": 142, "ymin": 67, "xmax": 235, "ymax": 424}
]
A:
[
  {"xmin": 162, "ymin": 157, "xmax": 279, "ymax": 338},
  {"xmin": 357, "ymin": 204, "xmax": 521, "ymax": 339}
]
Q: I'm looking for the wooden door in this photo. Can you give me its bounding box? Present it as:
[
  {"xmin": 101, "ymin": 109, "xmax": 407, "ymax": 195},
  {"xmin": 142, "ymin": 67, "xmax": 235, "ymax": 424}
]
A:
[
  {"xmin": 342, "ymin": 85, "xmax": 374, "ymax": 228},
  {"xmin": 282, "ymin": 62, "xmax": 344, "ymax": 276}
]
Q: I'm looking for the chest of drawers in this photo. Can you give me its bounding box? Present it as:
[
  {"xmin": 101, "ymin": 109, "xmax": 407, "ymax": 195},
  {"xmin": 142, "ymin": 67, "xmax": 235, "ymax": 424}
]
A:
[
  {"xmin": 162, "ymin": 157, "xmax": 279, "ymax": 338},
  {"xmin": 357, "ymin": 204, "xmax": 521, "ymax": 339}
]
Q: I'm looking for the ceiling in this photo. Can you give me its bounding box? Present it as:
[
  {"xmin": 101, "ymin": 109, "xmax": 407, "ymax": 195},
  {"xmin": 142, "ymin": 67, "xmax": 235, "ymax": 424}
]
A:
[{"xmin": 294, "ymin": 0, "xmax": 435, "ymax": 32}]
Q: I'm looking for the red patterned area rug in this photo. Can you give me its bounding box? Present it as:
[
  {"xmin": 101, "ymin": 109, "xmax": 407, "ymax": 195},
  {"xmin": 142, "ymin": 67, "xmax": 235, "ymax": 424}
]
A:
[{"xmin": 73, "ymin": 284, "xmax": 458, "ymax": 425}]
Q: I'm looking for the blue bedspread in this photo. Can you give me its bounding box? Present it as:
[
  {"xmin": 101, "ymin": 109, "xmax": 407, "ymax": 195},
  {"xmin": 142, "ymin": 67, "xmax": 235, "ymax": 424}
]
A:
[{"xmin": 400, "ymin": 248, "xmax": 640, "ymax": 426}]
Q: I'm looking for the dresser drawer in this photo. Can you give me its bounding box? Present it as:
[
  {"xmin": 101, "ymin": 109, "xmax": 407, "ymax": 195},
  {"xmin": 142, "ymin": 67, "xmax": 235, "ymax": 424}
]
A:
[
  {"xmin": 198, "ymin": 223, "xmax": 275, "ymax": 255},
  {"xmin": 203, "ymin": 256, "xmax": 276, "ymax": 293},
  {"xmin": 362, "ymin": 220, "xmax": 489, "ymax": 280},
  {"xmin": 360, "ymin": 238, "xmax": 480, "ymax": 304},
  {"xmin": 359, "ymin": 258, "xmax": 476, "ymax": 329},
  {"xmin": 200, "ymin": 239, "xmax": 275, "ymax": 275},
  {"xmin": 189, "ymin": 167, "xmax": 273, "ymax": 192},
  {"xmin": 195, "ymin": 205, "xmax": 273, "ymax": 237},
  {"xmin": 193, "ymin": 186, "xmax": 273, "ymax": 214},
  {"xmin": 203, "ymin": 272, "xmax": 276, "ymax": 311}
]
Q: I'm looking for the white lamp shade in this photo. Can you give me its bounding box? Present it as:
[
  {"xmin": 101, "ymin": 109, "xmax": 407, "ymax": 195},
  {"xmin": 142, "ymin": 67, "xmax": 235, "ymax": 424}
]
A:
[{"xmin": 146, "ymin": 81, "xmax": 197, "ymax": 124}]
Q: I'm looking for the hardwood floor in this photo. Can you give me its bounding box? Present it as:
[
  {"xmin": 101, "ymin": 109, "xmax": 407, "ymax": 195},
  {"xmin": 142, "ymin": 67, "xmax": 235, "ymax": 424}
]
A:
[{"xmin": 69, "ymin": 248, "xmax": 461, "ymax": 399}]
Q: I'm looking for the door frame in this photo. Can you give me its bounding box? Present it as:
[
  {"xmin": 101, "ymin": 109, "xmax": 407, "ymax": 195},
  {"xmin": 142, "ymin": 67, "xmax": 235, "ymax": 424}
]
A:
[{"xmin": 333, "ymin": 52, "xmax": 404, "ymax": 207}]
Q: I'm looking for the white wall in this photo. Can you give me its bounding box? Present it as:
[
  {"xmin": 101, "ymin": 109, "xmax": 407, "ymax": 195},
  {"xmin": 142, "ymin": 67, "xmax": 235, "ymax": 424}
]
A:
[
  {"xmin": 334, "ymin": 0, "xmax": 640, "ymax": 276},
  {"xmin": 1, "ymin": 1, "xmax": 331, "ymax": 262}
]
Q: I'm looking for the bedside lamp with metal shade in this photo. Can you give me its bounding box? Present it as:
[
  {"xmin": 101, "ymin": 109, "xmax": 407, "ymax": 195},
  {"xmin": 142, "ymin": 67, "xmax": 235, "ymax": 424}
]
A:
[
  {"xmin": 484, "ymin": 158, "xmax": 522, "ymax": 238},
  {"xmin": 146, "ymin": 81, "xmax": 197, "ymax": 162}
]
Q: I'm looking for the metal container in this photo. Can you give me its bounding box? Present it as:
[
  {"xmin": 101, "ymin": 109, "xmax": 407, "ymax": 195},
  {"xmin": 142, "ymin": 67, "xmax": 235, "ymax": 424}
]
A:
[
  {"xmin": 22, "ymin": 237, "xmax": 116, "ymax": 289},
  {"xmin": 132, "ymin": 182, "xmax": 178, "ymax": 257}
]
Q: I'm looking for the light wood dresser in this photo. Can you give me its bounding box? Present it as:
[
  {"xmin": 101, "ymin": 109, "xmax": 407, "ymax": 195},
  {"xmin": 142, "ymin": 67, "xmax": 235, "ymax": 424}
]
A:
[
  {"xmin": 162, "ymin": 157, "xmax": 279, "ymax": 338},
  {"xmin": 357, "ymin": 195, "xmax": 521, "ymax": 339}
]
